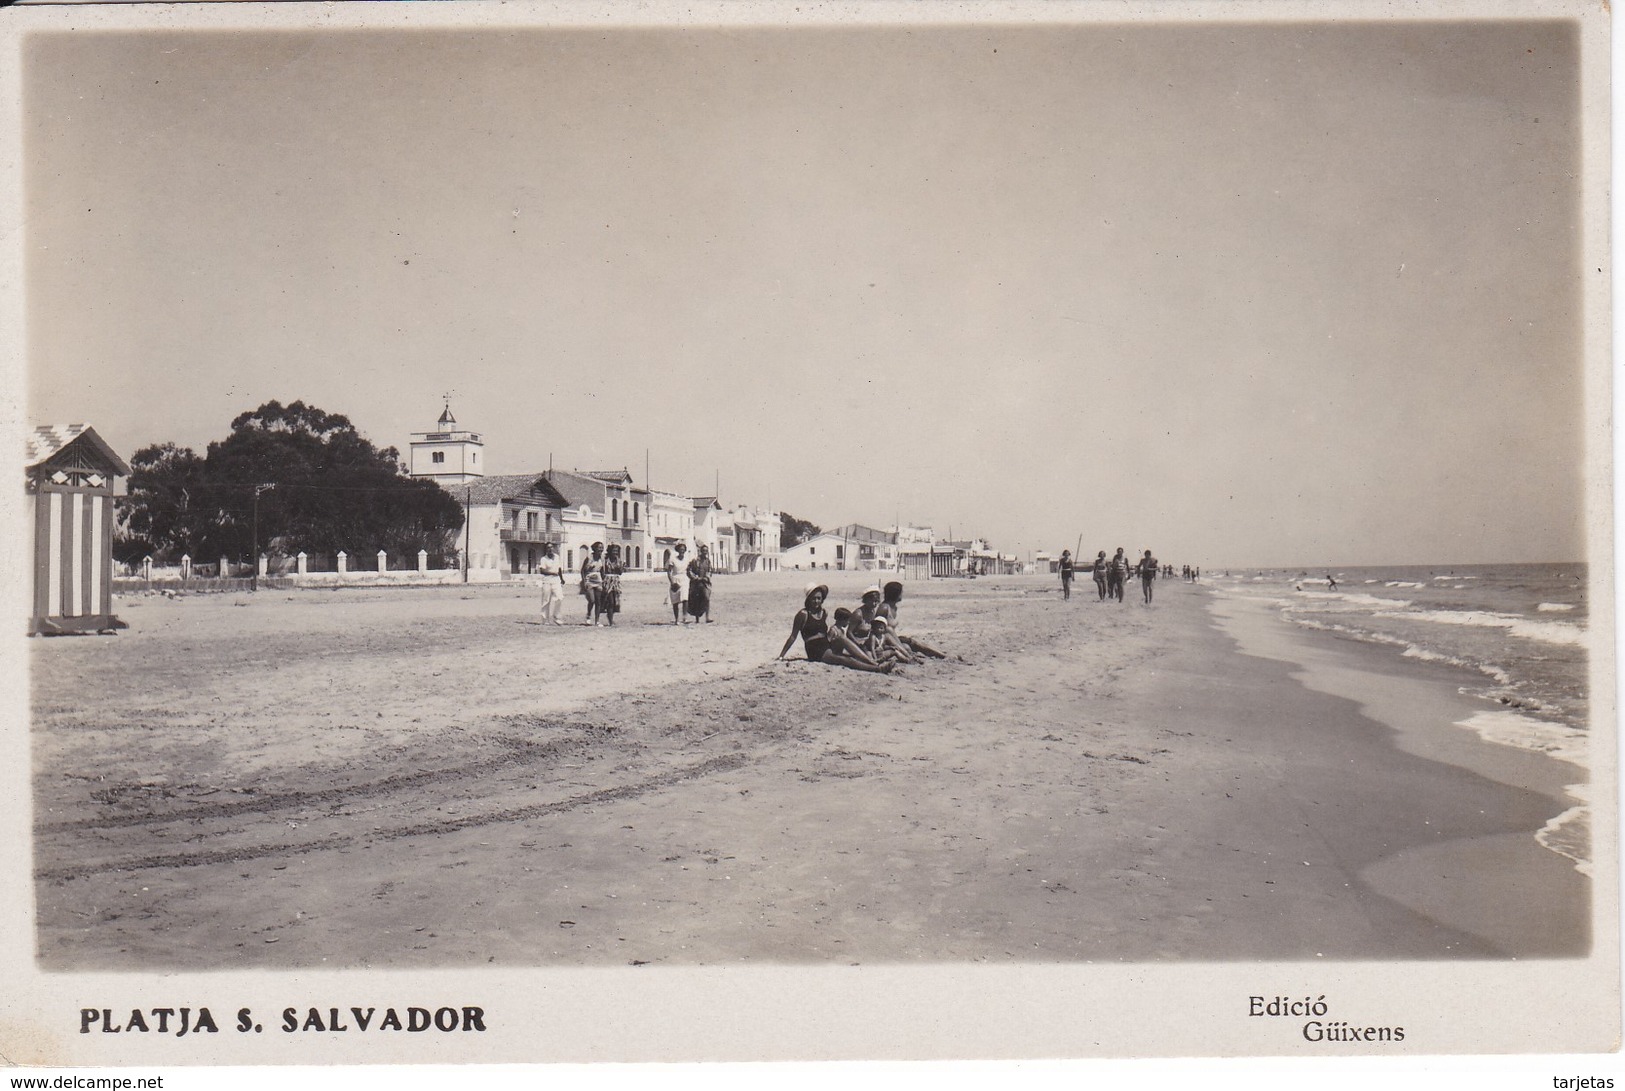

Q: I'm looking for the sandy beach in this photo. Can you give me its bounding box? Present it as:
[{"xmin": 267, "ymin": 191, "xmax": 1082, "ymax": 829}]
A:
[{"xmin": 30, "ymin": 571, "xmax": 1587, "ymax": 969}]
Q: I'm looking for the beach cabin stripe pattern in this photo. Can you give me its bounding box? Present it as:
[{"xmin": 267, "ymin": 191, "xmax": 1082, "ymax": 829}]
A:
[{"xmin": 27, "ymin": 424, "xmax": 129, "ymax": 635}]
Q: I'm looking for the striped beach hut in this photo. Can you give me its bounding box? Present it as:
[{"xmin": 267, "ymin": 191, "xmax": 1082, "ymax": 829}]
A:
[{"xmin": 27, "ymin": 424, "xmax": 130, "ymax": 635}]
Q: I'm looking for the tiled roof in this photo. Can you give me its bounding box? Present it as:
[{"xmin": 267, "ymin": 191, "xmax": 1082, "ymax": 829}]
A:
[
  {"xmin": 543, "ymin": 468, "xmax": 607, "ymax": 511},
  {"xmin": 460, "ymin": 473, "xmax": 568, "ymax": 507},
  {"xmin": 581, "ymin": 468, "xmax": 634, "ymax": 484},
  {"xmin": 27, "ymin": 424, "xmax": 131, "ymax": 476}
]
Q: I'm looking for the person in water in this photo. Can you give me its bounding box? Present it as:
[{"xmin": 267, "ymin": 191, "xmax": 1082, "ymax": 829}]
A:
[{"xmin": 777, "ymin": 584, "xmax": 891, "ymax": 672}]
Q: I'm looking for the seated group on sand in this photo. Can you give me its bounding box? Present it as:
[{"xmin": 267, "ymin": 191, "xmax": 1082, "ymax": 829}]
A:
[{"xmin": 778, "ymin": 581, "xmax": 946, "ymax": 673}]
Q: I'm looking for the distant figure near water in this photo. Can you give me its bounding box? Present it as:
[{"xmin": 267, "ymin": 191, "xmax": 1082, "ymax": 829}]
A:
[
  {"xmin": 1327, "ymin": 574, "xmax": 1339, "ymax": 591},
  {"xmin": 1058, "ymin": 550, "xmax": 1075, "ymax": 601}
]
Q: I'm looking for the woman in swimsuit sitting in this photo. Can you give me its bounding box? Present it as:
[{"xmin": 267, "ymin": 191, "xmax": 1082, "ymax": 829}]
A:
[
  {"xmin": 878, "ymin": 581, "xmax": 945, "ymax": 659},
  {"xmin": 777, "ymin": 584, "xmax": 892, "ymax": 672}
]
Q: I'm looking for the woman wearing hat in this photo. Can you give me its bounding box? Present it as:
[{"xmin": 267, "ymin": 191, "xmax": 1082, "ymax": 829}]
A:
[{"xmin": 778, "ymin": 583, "xmax": 892, "ymax": 672}]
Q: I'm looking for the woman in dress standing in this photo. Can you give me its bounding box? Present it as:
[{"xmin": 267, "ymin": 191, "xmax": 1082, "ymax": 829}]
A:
[
  {"xmin": 665, "ymin": 543, "xmax": 689, "ymax": 624},
  {"xmin": 600, "ymin": 544, "xmax": 624, "ymax": 626},
  {"xmin": 686, "ymin": 543, "xmax": 713, "ymax": 623}
]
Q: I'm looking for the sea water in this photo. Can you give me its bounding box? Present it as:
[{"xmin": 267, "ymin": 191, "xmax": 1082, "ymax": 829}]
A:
[{"xmin": 1207, "ymin": 562, "xmax": 1594, "ymax": 871}]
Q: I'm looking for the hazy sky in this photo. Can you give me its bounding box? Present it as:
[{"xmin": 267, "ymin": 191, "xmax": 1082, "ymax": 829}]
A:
[{"xmin": 23, "ymin": 18, "xmax": 1589, "ymax": 567}]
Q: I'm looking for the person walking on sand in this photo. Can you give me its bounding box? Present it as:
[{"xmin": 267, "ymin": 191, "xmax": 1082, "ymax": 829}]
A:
[
  {"xmin": 879, "ymin": 581, "xmax": 946, "ymax": 659},
  {"xmin": 1138, "ymin": 549, "xmax": 1159, "ymax": 604},
  {"xmin": 1107, "ymin": 547, "xmax": 1130, "ymax": 602},
  {"xmin": 580, "ymin": 542, "xmax": 605, "ymax": 625},
  {"xmin": 777, "ymin": 583, "xmax": 892, "ymax": 672},
  {"xmin": 1058, "ymin": 550, "xmax": 1075, "ymax": 601},
  {"xmin": 536, "ymin": 542, "xmax": 566, "ymax": 626},
  {"xmin": 686, "ymin": 543, "xmax": 714, "ymax": 623},
  {"xmin": 600, "ymin": 544, "xmax": 625, "ymax": 626},
  {"xmin": 665, "ymin": 544, "xmax": 689, "ymax": 624},
  {"xmin": 1092, "ymin": 551, "xmax": 1109, "ymax": 601}
]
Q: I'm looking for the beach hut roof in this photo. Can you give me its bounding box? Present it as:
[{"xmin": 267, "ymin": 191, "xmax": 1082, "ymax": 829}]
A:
[{"xmin": 27, "ymin": 424, "xmax": 130, "ymax": 477}]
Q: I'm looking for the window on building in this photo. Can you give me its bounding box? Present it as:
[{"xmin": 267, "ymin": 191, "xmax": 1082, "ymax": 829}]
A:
[
  {"xmin": 471, "ymin": 452, "xmax": 477, "ymax": 463},
  {"xmin": 611, "ymin": 499, "xmax": 618, "ymax": 522},
  {"xmin": 432, "ymin": 451, "xmax": 445, "ymax": 464},
  {"xmin": 526, "ymin": 512, "xmax": 538, "ymax": 531},
  {"xmin": 633, "ymin": 502, "xmax": 640, "ymax": 524}
]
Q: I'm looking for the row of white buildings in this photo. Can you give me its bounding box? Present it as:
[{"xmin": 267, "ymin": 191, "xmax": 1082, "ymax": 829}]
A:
[
  {"xmin": 409, "ymin": 406, "xmax": 780, "ymax": 578},
  {"xmin": 409, "ymin": 405, "xmax": 1021, "ymax": 580},
  {"xmin": 782, "ymin": 523, "xmax": 1023, "ymax": 578}
]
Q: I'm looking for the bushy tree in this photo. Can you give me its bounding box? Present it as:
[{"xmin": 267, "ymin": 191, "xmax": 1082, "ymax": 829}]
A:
[
  {"xmin": 780, "ymin": 511, "xmax": 821, "ymax": 548},
  {"xmin": 117, "ymin": 400, "xmax": 463, "ymax": 562}
]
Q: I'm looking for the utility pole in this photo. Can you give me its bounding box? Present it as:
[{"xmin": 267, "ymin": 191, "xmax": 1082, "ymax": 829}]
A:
[
  {"xmin": 250, "ymin": 483, "xmax": 274, "ymax": 592},
  {"xmin": 463, "ymin": 487, "xmax": 472, "ymax": 584}
]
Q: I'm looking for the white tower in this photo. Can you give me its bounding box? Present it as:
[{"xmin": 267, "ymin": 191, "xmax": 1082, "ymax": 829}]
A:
[{"xmin": 409, "ymin": 403, "xmax": 485, "ymax": 485}]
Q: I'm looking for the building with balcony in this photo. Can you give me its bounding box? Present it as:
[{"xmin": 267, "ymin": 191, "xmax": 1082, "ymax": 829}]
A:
[
  {"xmin": 727, "ymin": 504, "xmax": 782, "ymax": 572},
  {"xmin": 649, "ymin": 489, "xmax": 696, "ymax": 571},
  {"xmin": 831, "ymin": 523, "xmax": 899, "ymax": 572},
  {"xmin": 457, "ymin": 474, "xmax": 568, "ymax": 576},
  {"xmin": 569, "ymin": 468, "xmax": 650, "ymax": 571}
]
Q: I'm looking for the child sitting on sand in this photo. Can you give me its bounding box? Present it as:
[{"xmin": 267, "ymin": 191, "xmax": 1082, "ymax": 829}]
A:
[{"xmin": 777, "ymin": 585, "xmax": 892, "ymax": 673}]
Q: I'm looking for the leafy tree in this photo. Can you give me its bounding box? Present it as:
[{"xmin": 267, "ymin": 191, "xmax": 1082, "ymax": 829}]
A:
[
  {"xmin": 116, "ymin": 400, "xmax": 463, "ymax": 562},
  {"xmin": 779, "ymin": 511, "xmax": 821, "ymax": 548},
  {"xmin": 119, "ymin": 442, "xmax": 217, "ymax": 562}
]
